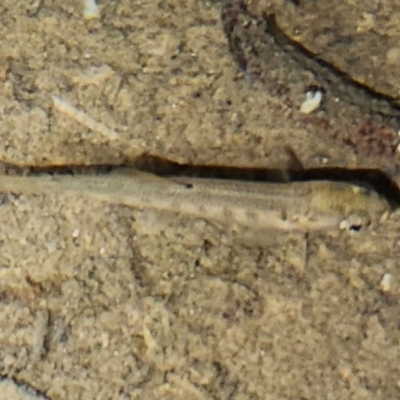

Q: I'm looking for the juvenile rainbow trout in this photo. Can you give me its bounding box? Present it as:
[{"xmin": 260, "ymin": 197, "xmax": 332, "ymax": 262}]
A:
[{"xmin": 0, "ymin": 171, "xmax": 390, "ymax": 232}]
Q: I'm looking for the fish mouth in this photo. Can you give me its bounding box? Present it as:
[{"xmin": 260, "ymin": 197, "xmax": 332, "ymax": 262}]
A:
[
  {"xmin": 339, "ymin": 215, "xmax": 368, "ymax": 232},
  {"xmin": 339, "ymin": 207, "xmax": 391, "ymax": 232}
]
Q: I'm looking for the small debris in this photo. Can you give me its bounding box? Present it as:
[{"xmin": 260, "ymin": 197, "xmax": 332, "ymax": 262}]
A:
[
  {"xmin": 51, "ymin": 95, "xmax": 146, "ymax": 158},
  {"xmin": 396, "ymin": 128, "xmax": 400, "ymax": 153},
  {"xmin": 51, "ymin": 96, "xmax": 121, "ymax": 142},
  {"xmin": 83, "ymin": 0, "xmax": 100, "ymax": 20},
  {"xmin": 380, "ymin": 273, "xmax": 392, "ymax": 293},
  {"xmin": 300, "ymin": 90, "xmax": 323, "ymax": 114}
]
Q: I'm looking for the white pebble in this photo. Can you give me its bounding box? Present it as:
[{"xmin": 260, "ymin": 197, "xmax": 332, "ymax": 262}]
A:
[
  {"xmin": 380, "ymin": 273, "xmax": 392, "ymax": 292},
  {"xmin": 300, "ymin": 90, "xmax": 323, "ymax": 114},
  {"xmin": 83, "ymin": 0, "xmax": 100, "ymax": 20}
]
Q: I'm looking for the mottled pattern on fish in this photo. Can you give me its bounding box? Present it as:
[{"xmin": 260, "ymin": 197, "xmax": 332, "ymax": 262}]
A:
[{"xmin": 0, "ymin": 171, "xmax": 390, "ymax": 232}]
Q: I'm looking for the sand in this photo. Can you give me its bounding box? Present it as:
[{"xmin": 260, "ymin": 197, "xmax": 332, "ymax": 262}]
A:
[{"xmin": 0, "ymin": 0, "xmax": 399, "ymax": 398}]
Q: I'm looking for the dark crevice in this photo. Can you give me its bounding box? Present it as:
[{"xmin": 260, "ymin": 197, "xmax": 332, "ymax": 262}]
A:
[
  {"xmin": 3, "ymin": 156, "xmax": 400, "ymax": 210},
  {"xmin": 264, "ymin": 13, "xmax": 400, "ymax": 121},
  {"xmin": 222, "ymin": 0, "xmax": 400, "ymax": 123},
  {"xmin": 0, "ymin": 375, "xmax": 49, "ymax": 399}
]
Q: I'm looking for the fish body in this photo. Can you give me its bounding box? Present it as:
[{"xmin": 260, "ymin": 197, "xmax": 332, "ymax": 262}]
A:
[{"xmin": 0, "ymin": 171, "xmax": 390, "ymax": 232}]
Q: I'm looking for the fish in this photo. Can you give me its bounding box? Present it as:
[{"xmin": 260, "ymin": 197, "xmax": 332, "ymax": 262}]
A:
[{"xmin": 0, "ymin": 170, "xmax": 390, "ymax": 232}]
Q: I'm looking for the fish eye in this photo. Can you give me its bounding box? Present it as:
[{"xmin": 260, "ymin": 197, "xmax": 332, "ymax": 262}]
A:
[
  {"xmin": 353, "ymin": 183, "xmax": 379, "ymax": 199},
  {"xmin": 351, "ymin": 185, "xmax": 370, "ymax": 196}
]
